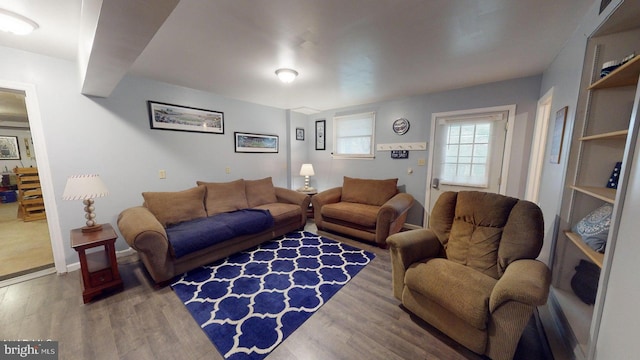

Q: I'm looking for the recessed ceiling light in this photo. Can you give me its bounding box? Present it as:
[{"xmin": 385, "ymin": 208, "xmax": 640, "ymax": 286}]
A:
[
  {"xmin": 275, "ymin": 68, "xmax": 298, "ymax": 83},
  {"xmin": 0, "ymin": 9, "xmax": 39, "ymax": 35}
]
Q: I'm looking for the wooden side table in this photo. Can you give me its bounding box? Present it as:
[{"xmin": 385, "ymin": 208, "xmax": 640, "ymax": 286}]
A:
[
  {"xmin": 71, "ymin": 223, "xmax": 123, "ymax": 303},
  {"xmin": 297, "ymin": 189, "xmax": 318, "ymax": 218}
]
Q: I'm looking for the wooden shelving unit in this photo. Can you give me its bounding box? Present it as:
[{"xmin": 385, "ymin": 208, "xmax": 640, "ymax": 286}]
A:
[
  {"xmin": 549, "ymin": 23, "xmax": 640, "ymax": 359},
  {"xmin": 14, "ymin": 167, "xmax": 46, "ymax": 222},
  {"xmin": 564, "ymin": 231, "xmax": 604, "ymax": 268},
  {"xmin": 588, "ymin": 55, "xmax": 640, "ymax": 89}
]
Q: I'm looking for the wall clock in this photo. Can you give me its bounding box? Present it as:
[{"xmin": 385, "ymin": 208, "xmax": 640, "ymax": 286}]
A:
[{"xmin": 393, "ymin": 118, "xmax": 410, "ymax": 135}]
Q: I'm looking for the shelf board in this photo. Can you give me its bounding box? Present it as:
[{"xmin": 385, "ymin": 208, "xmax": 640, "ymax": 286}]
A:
[
  {"xmin": 579, "ymin": 129, "xmax": 628, "ymax": 141},
  {"xmin": 570, "ymin": 185, "xmax": 616, "ymax": 203},
  {"xmin": 589, "ymin": 55, "xmax": 640, "ymax": 89},
  {"xmin": 564, "ymin": 231, "xmax": 604, "ymax": 268}
]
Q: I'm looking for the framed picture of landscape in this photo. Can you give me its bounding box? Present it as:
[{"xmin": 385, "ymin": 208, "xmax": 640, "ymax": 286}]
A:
[
  {"xmin": 234, "ymin": 132, "xmax": 279, "ymax": 153},
  {"xmin": 147, "ymin": 101, "xmax": 224, "ymax": 134}
]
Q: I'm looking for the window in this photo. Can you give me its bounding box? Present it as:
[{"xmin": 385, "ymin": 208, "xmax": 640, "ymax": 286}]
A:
[
  {"xmin": 333, "ymin": 112, "xmax": 375, "ymax": 159},
  {"xmin": 439, "ymin": 118, "xmax": 495, "ymax": 187}
]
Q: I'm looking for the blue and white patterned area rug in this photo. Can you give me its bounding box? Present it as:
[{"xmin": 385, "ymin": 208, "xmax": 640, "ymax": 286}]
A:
[{"xmin": 171, "ymin": 230, "xmax": 375, "ymax": 360}]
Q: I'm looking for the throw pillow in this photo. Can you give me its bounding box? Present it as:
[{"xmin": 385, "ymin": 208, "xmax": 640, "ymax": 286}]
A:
[
  {"xmin": 197, "ymin": 179, "xmax": 249, "ymax": 216},
  {"xmin": 142, "ymin": 185, "xmax": 207, "ymax": 227},
  {"xmin": 245, "ymin": 177, "xmax": 278, "ymax": 207},
  {"xmin": 572, "ymin": 203, "xmax": 613, "ymax": 253},
  {"xmin": 341, "ymin": 176, "xmax": 398, "ymax": 206}
]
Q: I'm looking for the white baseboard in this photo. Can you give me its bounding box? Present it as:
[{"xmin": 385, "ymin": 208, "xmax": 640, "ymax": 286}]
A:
[{"xmin": 0, "ymin": 267, "xmax": 56, "ymax": 288}]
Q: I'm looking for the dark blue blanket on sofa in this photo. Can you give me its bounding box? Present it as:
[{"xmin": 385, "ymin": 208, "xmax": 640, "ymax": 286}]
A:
[{"xmin": 166, "ymin": 209, "xmax": 274, "ymax": 258}]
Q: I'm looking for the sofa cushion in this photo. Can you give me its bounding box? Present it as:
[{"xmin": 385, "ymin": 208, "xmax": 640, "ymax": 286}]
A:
[
  {"xmin": 254, "ymin": 203, "xmax": 301, "ymax": 225},
  {"xmin": 405, "ymin": 258, "xmax": 497, "ymax": 330},
  {"xmin": 142, "ymin": 186, "xmax": 207, "ymax": 227},
  {"xmin": 321, "ymin": 202, "xmax": 379, "ymax": 228},
  {"xmin": 166, "ymin": 209, "xmax": 274, "ymax": 258},
  {"xmin": 197, "ymin": 179, "xmax": 249, "ymax": 216},
  {"xmin": 341, "ymin": 176, "xmax": 398, "ymax": 206},
  {"xmin": 447, "ymin": 191, "xmax": 518, "ymax": 279},
  {"xmin": 245, "ymin": 177, "xmax": 278, "ymax": 207}
]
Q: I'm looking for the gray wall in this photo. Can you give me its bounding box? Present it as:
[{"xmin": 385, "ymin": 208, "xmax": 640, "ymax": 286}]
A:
[{"xmin": 308, "ymin": 75, "xmax": 541, "ymax": 225}]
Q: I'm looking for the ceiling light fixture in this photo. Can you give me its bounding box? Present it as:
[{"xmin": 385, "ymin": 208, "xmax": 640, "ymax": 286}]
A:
[
  {"xmin": 0, "ymin": 9, "xmax": 39, "ymax": 35},
  {"xmin": 275, "ymin": 68, "xmax": 298, "ymax": 83}
]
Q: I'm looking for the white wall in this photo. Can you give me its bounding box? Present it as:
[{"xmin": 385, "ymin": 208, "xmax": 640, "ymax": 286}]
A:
[
  {"xmin": 308, "ymin": 75, "xmax": 541, "ymax": 225},
  {"xmin": 0, "ymin": 45, "xmax": 288, "ymax": 266}
]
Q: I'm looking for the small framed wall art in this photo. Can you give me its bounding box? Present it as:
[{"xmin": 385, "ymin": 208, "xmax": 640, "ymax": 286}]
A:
[
  {"xmin": 296, "ymin": 128, "xmax": 305, "ymax": 141},
  {"xmin": 550, "ymin": 106, "xmax": 568, "ymax": 164},
  {"xmin": 0, "ymin": 135, "xmax": 20, "ymax": 160},
  {"xmin": 147, "ymin": 101, "xmax": 224, "ymax": 134},
  {"xmin": 234, "ymin": 132, "xmax": 279, "ymax": 153},
  {"xmin": 315, "ymin": 119, "xmax": 326, "ymax": 150}
]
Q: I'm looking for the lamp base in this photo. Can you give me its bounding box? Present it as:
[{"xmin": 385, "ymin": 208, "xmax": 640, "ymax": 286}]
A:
[
  {"xmin": 81, "ymin": 224, "xmax": 103, "ymax": 233},
  {"xmin": 297, "ymin": 186, "xmax": 316, "ymax": 193}
]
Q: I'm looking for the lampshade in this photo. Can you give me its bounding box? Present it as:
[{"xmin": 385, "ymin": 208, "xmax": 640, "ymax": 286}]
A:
[
  {"xmin": 0, "ymin": 9, "xmax": 38, "ymax": 35},
  {"xmin": 63, "ymin": 174, "xmax": 109, "ymax": 232},
  {"xmin": 63, "ymin": 174, "xmax": 109, "ymax": 200},
  {"xmin": 275, "ymin": 68, "xmax": 298, "ymax": 83},
  {"xmin": 299, "ymin": 164, "xmax": 315, "ymax": 176}
]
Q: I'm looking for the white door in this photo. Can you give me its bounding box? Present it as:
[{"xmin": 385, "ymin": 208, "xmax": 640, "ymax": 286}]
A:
[{"xmin": 425, "ymin": 106, "xmax": 515, "ymax": 224}]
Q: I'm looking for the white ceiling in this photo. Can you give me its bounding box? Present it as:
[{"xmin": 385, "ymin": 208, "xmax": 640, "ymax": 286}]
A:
[{"xmin": 0, "ymin": 0, "xmax": 595, "ymax": 116}]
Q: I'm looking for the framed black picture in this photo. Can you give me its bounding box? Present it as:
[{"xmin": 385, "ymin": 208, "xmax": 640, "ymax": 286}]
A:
[
  {"xmin": 0, "ymin": 135, "xmax": 20, "ymax": 160},
  {"xmin": 296, "ymin": 128, "xmax": 305, "ymax": 141},
  {"xmin": 148, "ymin": 101, "xmax": 224, "ymax": 134},
  {"xmin": 315, "ymin": 120, "xmax": 326, "ymax": 150},
  {"xmin": 234, "ymin": 132, "xmax": 279, "ymax": 153}
]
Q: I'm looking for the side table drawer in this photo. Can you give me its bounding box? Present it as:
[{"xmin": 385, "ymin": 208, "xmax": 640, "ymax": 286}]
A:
[{"xmin": 89, "ymin": 268, "xmax": 113, "ymax": 287}]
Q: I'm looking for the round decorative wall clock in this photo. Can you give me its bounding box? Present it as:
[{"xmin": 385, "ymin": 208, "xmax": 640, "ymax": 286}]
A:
[{"xmin": 393, "ymin": 118, "xmax": 410, "ymax": 135}]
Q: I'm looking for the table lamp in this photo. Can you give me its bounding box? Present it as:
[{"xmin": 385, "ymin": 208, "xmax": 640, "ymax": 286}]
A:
[
  {"xmin": 62, "ymin": 174, "xmax": 109, "ymax": 233},
  {"xmin": 298, "ymin": 163, "xmax": 315, "ymax": 192}
]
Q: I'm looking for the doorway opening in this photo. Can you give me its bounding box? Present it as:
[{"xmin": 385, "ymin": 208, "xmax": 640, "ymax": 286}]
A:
[
  {"xmin": 524, "ymin": 88, "xmax": 554, "ymax": 204},
  {"xmin": 0, "ymin": 87, "xmax": 54, "ymax": 282}
]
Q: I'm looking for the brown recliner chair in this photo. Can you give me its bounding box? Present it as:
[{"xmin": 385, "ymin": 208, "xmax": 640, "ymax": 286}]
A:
[{"xmin": 387, "ymin": 191, "xmax": 550, "ymax": 360}]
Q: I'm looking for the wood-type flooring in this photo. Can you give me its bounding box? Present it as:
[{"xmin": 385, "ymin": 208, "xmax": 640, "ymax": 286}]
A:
[{"xmin": 0, "ymin": 223, "xmax": 552, "ymax": 360}]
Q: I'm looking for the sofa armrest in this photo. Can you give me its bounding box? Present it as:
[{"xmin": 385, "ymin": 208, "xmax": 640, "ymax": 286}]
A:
[
  {"xmin": 376, "ymin": 193, "xmax": 415, "ymax": 244},
  {"xmin": 386, "ymin": 229, "xmax": 442, "ymax": 300},
  {"xmin": 117, "ymin": 206, "xmax": 175, "ymax": 283},
  {"xmin": 489, "ymin": 259, "xmax": 551, "ymax": 313},
  {"xmin": 117, "ymin": 206, "xmax": 168, "ymax": 250},
  {"xmin": 312, "ymin": 187, "xmax": 342, "ymax": 227},
  {"xmin": 275, "ymin": 187, "xmax": 309, "ymax": 206},
  {"xmin": 275, "ymin": 187, "xmax": 311, "ymax": 224}
]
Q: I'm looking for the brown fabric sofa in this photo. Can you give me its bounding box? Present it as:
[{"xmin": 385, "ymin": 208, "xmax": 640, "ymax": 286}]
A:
[
  {"xmin": 312, "ymin": 176, "xmax": 414, "ymax": 247},
  {"xmin": 387, "ymin": 191, "xmax": 550, "ymax": 360},
  {"xmin": 117, "ymin": 177, "xmax": 310, "ymax": 286}
]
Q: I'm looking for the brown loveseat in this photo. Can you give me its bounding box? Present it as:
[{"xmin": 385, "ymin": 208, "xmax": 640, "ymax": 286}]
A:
[
  {"xmin": 387, "ymin": 191, "xmax": 550, "ymax": 360},
  {"xmin": 117, "ymin": 177, "xmax": 310, "ymax": 285},
  {"xmin": 312, "ymin": 176, "xmax": 414, "ymax": 247}
]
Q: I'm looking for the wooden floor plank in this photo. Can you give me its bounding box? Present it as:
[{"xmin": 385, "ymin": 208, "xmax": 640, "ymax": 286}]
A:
[{"xmin": 0, "ymin": 224, "xmax": 550, "ymax": 359}]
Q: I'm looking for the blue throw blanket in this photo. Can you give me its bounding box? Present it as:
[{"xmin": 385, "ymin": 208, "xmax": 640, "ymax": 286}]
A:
[{"xmin": 166, "ymin": 209, "xmax": 274, "ymax": 258}]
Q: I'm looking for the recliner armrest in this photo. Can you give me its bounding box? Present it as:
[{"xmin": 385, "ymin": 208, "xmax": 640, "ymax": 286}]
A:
[
  {"xmin": 386, "ymin": 229, "xmax": 442, "ymax": 300},
  {"xmin": 489, "ymin": 259, "xmax": 551, "ymax": 312}
]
